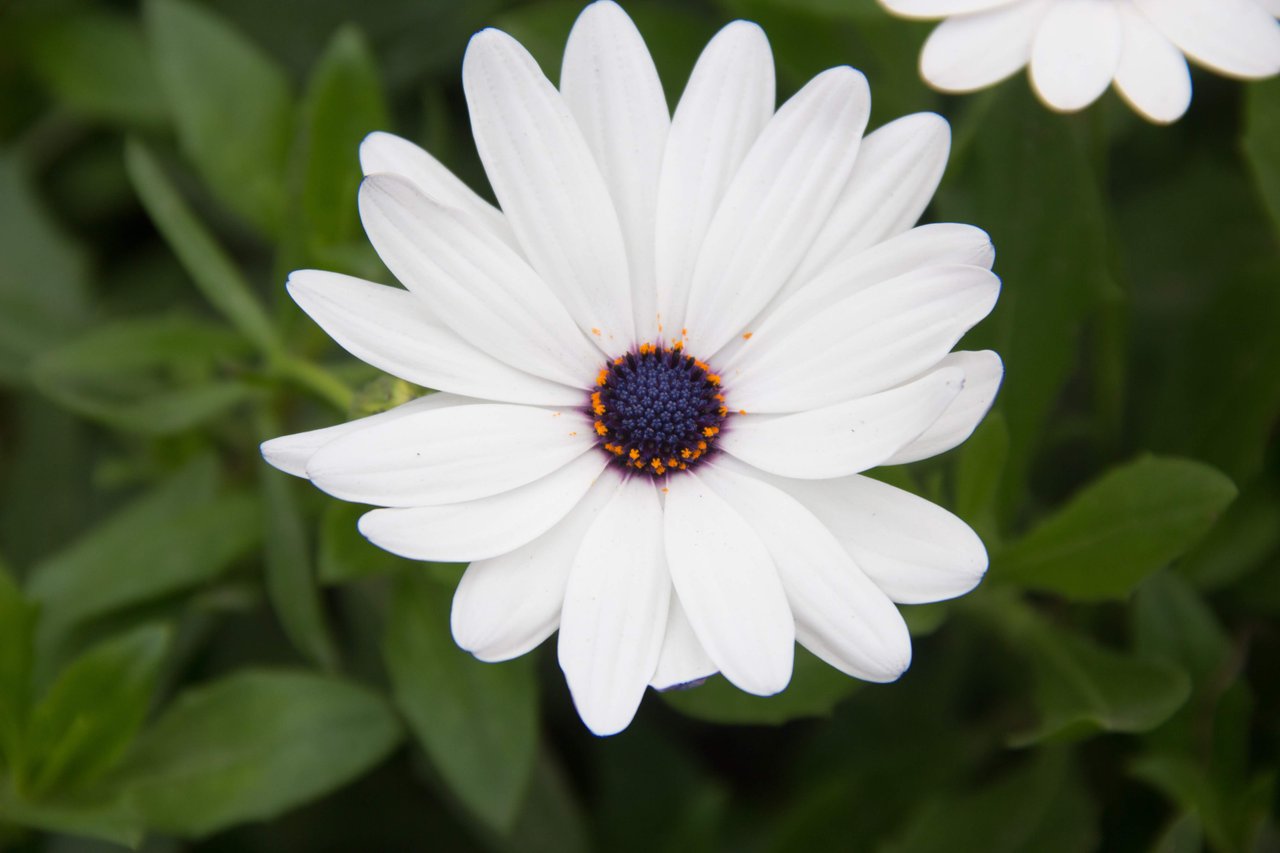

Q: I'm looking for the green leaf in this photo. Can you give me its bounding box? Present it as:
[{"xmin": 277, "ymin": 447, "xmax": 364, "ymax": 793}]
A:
[
  {"xmin": 1014, "ymin": 624, "xmax": 1190, "ymax": 745},
  {"xmin": 0, "ymin": 777, "xmax": 142, "ymax": 848},
  {"xmin": 145, "ymin": 0, "xmax": 293, "ymax": 234},
  {"xmin": 124, "ymin": 140, "xmax": 282, "ymax": 356},
  {"xmin": 261, "ymin": 466, "xmax": 338, "ymax": 670},
  {"xmin": 0, "ymin": 564, "xmax": 36, "ymax": 772},
  {"xmin": 994, "ymin": 456, "xmax": 1237, "ymax": 601},
  {"xmin": 1178, "ymin": 477, "xmax": 1280, "ymax": 591},
  {"xmin": 28, "ymin": 11, "xmax": 167, "ymax": 126},
  {"xmin": 1243, "ymin": 77, "xmax": 1280, "ymax": 240},
  {"xmin": 1131, "ymin": 752, "xmax": 1273, "ymax": 853},
  {"xmin": 0, "ymin": 153, "xmax": 90, "ymax": 385},
  {"xmin": 882, "ymin": 750, "xmax": 1096, "ymax": 853},
  {"xmin": 23, "ymin": 625, "xmax": 169, "ymax": 797},
  {"xmin": 383, "ymin": 571, "xmax": 538, "ymax": 832},
  {"xmin": 661, "ymin": 646, "xmax": 858, "ymax": 726},
  {"xmin": 497, "ymin": 750, "xmax": 591, "ymax": 853},
  {"xmin": 120, "ymin": 669, "xmax": 402, "ymax": 837},
  {"xmin": 26, "ymin": 457, "xmax": 262, "ymax": 664},
  {"xmin": 953, "ymin": 411, "xmax": 1008, "ymax": 543},
  {"xmin": 294, "ymin": 25, "xmax": 389, "ymax": 257},
  {"xmin": 29, "ymin": 315, "xmax": 253, "ymax": 434},
  {"xmin": 1132, "ymin": 572, "xmax": 1231, "ymax": 685},
  {"xmin": 317, "ymin": 502, "xmax": 404, "ymax": 584}
]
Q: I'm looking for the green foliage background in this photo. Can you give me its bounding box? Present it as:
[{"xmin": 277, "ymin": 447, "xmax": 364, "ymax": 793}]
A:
[{"xmin": 1, "ymin": 0, "xmax": 1279, "ymax": 849}]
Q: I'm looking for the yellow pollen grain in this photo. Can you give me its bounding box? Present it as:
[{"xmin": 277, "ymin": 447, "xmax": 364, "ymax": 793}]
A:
[
  {"xmin": 738, "ymin": 409, "xmax": 747, "ymax": 415},
  {"xmin": 629, "ymin": 448, "xmax": 640, "ymax": 460},
  {"xmin": 596, "ymin": 370, "xmax": 608, "ymax": 386},
  {"xmin": 703, "ymin": 426, "xmax": 719, "ymax": 437},
  {"xmin": 594, "ymin": 421, "xmax": 608, "ymax": 436},
  {"xmin": 742, "ymin": 332, "xmax": 753, "ymax": 340},
  {"xmin": 591, "ymin": 327, "xmax": 601, "ymax": 336}
]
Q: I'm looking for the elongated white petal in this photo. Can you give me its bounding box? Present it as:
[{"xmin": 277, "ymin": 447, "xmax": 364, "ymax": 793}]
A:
[
  {"xmin": 359, "ymin": 131, "xmax": 517, "ymax": 249},
  {"xmin": 1030, "ymin": 0, "xmax": 1122, "ymax": 112},
  {"xmin": 683, "ymin": 67, "xmax": 871, "ymax": 356},
  {"xmin": 1133, "ymin": 0, "xmax": 1280, "ymax": 79},
  {"xmin": 1113, "ymin": 4, "xmax": 1192, "ymax": 124},
  {"xmin": 654, "ymin": 21, "xmax": 775, "ymax": 340},
  {"xmin": 358, "ymin": 451, "xmax": 609, "ymax": 561},
  {"xmin": 727, "ymin": 265, "xmax": 999, "ymax": 413},
  {"xmin": 720, "ymin": 367, "xmax": 964, "ymax": 479},
  {"xmin": 359, "ymin": 176, "xmax": 599, "ymax": 387},
  {"xmin": 561, "ymin": 1, "xmax": 669, "ymax": 342},
  {"xmin": 663, "ymin": 472, "xmax": 794, "ymax": 696},
  {"xmin": 771, "ymin": 472, "xmax": 988, "ymax": 604},
  {"xmin": 781, "ymin": 114, "xmax": 951, "ymax": 299},
  {"xmin": 879, "ymin": 0, "xmax": 1019, "ymax": 19},
  {"xmin": 702, "ymin": 464, "xmax": 912, "ymax": 682},
  {"xmin": 885, "ymin": 350, "xmax": 1003, "ymax": 464},
  {"xmin": 306, "ymin": 403, "xmax": 595, "ymax": 507},
  {"xmin": 559, "ymin": 479, "xmax": 670, "ymax": 736},
  {"xmin": 464, "ymin": 28, "xmax": 635, "ymax": 350},
  {"xmin": 260, "ymin": 393, "xmax": 470, "ymax": 479},
  {"xmin": 650, "ymin": 593, "xmax": 717, "ymax": 690},
  {"xmin": 1261, "ymin": 0, "xmax": 1280, "ymax": 18},
  {"xmin": 452, "ymin": 470, "xmax": 621, "ymax": 662},
  {"xmin": 920, "ymin": 0, "xmax": 1050, "ymax": 92},
  {"xmin": 287, "ymin": 271, "xmax": 583, "ymax": 406}
]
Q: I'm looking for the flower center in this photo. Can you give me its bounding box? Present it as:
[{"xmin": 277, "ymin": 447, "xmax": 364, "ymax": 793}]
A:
[{"xmin": 591, "ymin": 342, "xmax": 728, "ymax": 477}]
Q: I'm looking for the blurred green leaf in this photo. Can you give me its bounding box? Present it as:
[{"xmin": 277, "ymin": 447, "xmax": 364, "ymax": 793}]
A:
[
  {"xmin": 0, "ymin": 153, "xmax": 90, "ymax": 385},
  {"xmin": 1133, "ymin": 572, "xmax": 1231, "ymax": 685},
  {"xmin": 1015, "ymin": 623, "xmax": 1190, "ymax": 745},
  {"xmin": 28, "ymin": 11, "xmax": 167, "ymax": 126},
  {"xmin": 0, "ymin": 564, "xmax": 36, "ymax": 773},
  {"xmin": 994, "ymin": 456, "xmax": 1237, "ymax": 601},
  {"xmin": 317, "ymin": 502, "xmax": 404, "ymax": 584},
  {"xmin": 261, "ymin": 466, "xmax": 338, "ymax": 670},
  {"xmin": 1178, "ymin": 476, "xmax": 1280, "ymax": 591},
  {"xmin": 29, "ymin": 315, "xmax": 253, "ymax": 434},
  {"xmin": 662, "ymin": 647, "xmax": 857, "ymax": 725},
  {"xmin": 954, "ymin": 411, "xmax": 1008, "ymax": 543},
  {"xmin": 0, "ymin": 779, "xmax": 142, "ymax": 848},
  {"xmin": 23, "ymin": 625, "xmax": 169, "ymax": 798},
  {"xmin": 384, "ymin": 571, "xmax": 538, "ymax": 833},
  {"xmin": 1152, "ymin": 813, "xmax": 1204, "ymax": 853},
  {"xmin": 1131, "ymin": 751, "xmax": 1275, "ymax": 853},
  {"xmin": 124, "ymin": 140, "xmax": 282, "ymax": 356},
  {"xmin": 26, "ymin": 457, "xmax": 262, "ymax": 664},
  {"xmin": 882, "ymin": 750, "xmax": 1096, "ymax": 853},
  {"xmin": 495, "ymin": 749, "xmax": 591, "ymax": 853},
  {"xmin": 292, "ymin": 25, "xmax": 388, "ymax": 258},
  {"xmin": 120, "ymin": 669, "xmax": 402, "ymax": 837},
  {"xmin": 1243, "ymin": 77, "xmax": 1280, "ymax": 240},
  {"xmin": 145, "ymin": 0, "xmax": 294, "ymax": 234}
]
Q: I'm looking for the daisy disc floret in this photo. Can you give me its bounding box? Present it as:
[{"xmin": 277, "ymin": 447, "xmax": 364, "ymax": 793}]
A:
[
  {"xmin": 879, "ymin": 0, "xmax": 1280, "ymax": 123},
  {"xmin": 262, "ymin": 0, "xmax": 1004, "ymax": 736}
]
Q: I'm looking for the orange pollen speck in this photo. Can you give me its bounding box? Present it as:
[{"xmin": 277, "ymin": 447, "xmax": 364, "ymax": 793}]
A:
[
  {"xmin": 738, "ymin": 409, "xmax": 747, "ymax": 415},
  {"xmin": 594, "ymin": 421, "xmax": 609, "ymax": 436},
  {"xmin": 703, "ymin": 426, "xmax": 719, "ymax": 437},
  {"xmin": 596, "ymin": 370, "xmax": 608, "ymax": 386},
  {"xmin": 591, "ymin": 327, "xmax": 601, "ymax": 336},
  {"xmin": 743, "ymin": 332, "xmax": 753, "ymax": 340},
  {"xmin": 629, "ymin": 448, "xmax": 641, "ymax": 460}
]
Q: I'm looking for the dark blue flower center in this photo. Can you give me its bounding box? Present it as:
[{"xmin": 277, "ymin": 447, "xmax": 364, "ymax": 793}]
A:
[{"xmin": 592, "ymin": 343, "xmax": 728, "ymax": 477}]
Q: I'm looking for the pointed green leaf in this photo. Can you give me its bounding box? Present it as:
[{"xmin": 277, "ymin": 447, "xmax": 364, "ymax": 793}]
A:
[
  {"xmin": 1244, "ymin": 77, "xmax": 1280, "ymax": 240},
  {"xmin": 1132, "ymin": 572, "xmax": 1231, "ymax": 685},
  {"xmin": 384, "ymin": 571, "xmax": 538, "ymax": 832},
  {"xmin": 120, "ymin": 670, "xmax": 402, "ymax": 837},
  {"xmin": 144, "ymin": 0, "xmax": 293, "ymax": 233},
  {"xmin": 317, "ymin": 502, "xmax": 404, "ymax": 584},
  {"xmin": 994, "ymin": 456, "xmax": 1237, "ymax": 601}
]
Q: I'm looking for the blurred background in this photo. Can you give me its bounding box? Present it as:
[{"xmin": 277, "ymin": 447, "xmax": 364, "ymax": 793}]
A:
[{"xmin": 1, "ymin": 0, "xmax": 1279, "ymax": 850}]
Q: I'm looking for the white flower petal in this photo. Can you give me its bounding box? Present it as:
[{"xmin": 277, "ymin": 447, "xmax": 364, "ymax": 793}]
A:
[
  {"xmin": 664, "ymin": 472, "xmax": 795, "ymax": 696},
  {"xmin": 719, "ymin": 366, "xmax": 965, "ymax": 479},
  {"xmin": 771, "ymin": 473, "xmax": 988, "ymax": 604},
  {"xmin": 1133, "ymin": 0, "xmax": 1280, "ymax": 79},
  {"xmin": 1029, "ymin": 0, "xmax": 1122, "ymax": 112},
  {"xmin": 885, "ymin": 350, "xmax": 1004, "ymax": 465},
  {"xmin": 359, "ymin": 176, "xmax": 600, "ymax": 388},
  {"xmin": 357, "ymin": 451, "xmax": 609, "ymax": 562},
  {"xmin": 359, "ymin": 131, "xmax": 517, "ymax": 249},
  {"xmin": 649, "ymin": 593, "xmax": 717, "ymax": 690},
  {"xmin": 558, "ymin": 479, "xmax": 670, "ymax": 736},
  {"xmin": 463, "ymin": 28, "xmax": 635, "ymax": 349},
  {"xmin": 561, "ymin": 1, "xmax": 670, "ymax": 343},
  {"xmin": 879, "ymin": 0, "xmax": 1020, "ymax": 19},
  {"xmin": 727, "ymin": 265, "xmax": 999, "ymax": 413},
  {"xmin": 286, "ymin": 270, "xmax": 583, "ymax": 406},
  {"xmin": 1261, "ymin": 0, "xmax": 1280, "ymax": 19},
  {"xmin": 920, "ymin": 0, "xmax": 1050, "ymax": 92},
  {"xmin": 1113, "ymin": 4, "xmax": 1192, "ymax": 124},
  {"xmin": 654, "ymin": 20, "xmax": 775, "ymax": 341},
  {"xmin": 683, "ymin": 67, "xmax": 871, "ymax": 356},
  {"xmin": 306, "ymin": 403, "xmax": 595, "ymax": 507},
  {"xmin": 701, "ymin": 463, "xmax": 912, "ymax": 682},
  {"xmin": 260, "ymin": 393, "xmax": 471, "ymax": 479},
  {"xmin": 452, "ymin": 469, "xmax": 621, "ymax": 662},
  {"xmin": 781, "ymin": 114, "xmax": 952, "ymax": 300}
]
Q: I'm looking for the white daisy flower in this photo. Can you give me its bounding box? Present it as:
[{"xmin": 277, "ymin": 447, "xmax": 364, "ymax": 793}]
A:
[
  {"xmin": 262, "ymin": 0, "xmax": 1004, "ymax": 736},
  {"xmin": 880, "ymin": 0, "xmax": 1280, "ymax": 123}
]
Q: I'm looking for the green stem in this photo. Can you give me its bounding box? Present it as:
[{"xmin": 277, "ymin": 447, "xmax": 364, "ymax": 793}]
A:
[{"xmin": 271, "ymin": 356, "xmax": 353, "ymax": 412}]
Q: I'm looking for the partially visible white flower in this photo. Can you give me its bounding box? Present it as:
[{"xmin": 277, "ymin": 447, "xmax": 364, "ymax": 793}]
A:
[
  {"xmin": 263, "ymin": 1, "xmax": 1003, "ymax": 736},
  {"xmin": 880, "ymin": 0, "xmax": 1280, "ymax": 123}
]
